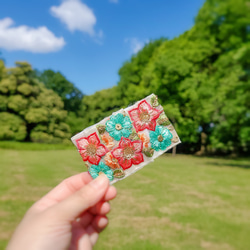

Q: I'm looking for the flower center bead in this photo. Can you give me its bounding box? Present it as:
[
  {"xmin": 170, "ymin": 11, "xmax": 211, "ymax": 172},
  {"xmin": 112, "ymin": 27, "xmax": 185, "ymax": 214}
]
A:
[
  {"xmin": 158, "ymin": 135, "xmax": 164, "ymax": 142},
  {"xmin": 123, "ymin": 146, "xmax": 135, "ymax": 160},
  {"xmin": 115, "ymin": 124, "xmax": 122, "ymax": 130},
  {"xmin": 139, "ymin": 111, "xmax": 150, "ymax": 122},
  {"xmin": 86, "ymin": 144, "xmax": 97, "ymax": 156},
  {"xmin": 99, "ymin": 171, "xmax": 104, "ymax": 176}
]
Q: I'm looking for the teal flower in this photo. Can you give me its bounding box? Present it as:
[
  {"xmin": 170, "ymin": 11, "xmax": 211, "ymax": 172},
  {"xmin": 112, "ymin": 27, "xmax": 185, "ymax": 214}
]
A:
[
  {"xmin": 89, "ymin": 162, "xmax": 114, "ymax": 181},
  {"xmin": 106, "ymin": 113, "xmax": 132, "ymax": 141},
  {"xmin": 149, "ymin": 125, "xmax": 173, "ymax": 151}
]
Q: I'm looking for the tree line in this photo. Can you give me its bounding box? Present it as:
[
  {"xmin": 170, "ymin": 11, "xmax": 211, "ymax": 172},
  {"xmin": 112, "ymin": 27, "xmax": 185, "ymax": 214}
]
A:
[{"xmin": 0, "ymin": 0, "xmax": 249, "ymax": 155}]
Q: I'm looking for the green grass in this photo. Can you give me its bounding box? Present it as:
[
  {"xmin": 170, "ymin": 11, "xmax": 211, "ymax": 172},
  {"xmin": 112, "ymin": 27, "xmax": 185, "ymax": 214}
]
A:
[
  {"xmin": 0, "ymin": 141, "xmax": 74, "ymax": 150},
  {"xmin": 0, "ymin": 149, "xmax": 249, "ymax": 250}
]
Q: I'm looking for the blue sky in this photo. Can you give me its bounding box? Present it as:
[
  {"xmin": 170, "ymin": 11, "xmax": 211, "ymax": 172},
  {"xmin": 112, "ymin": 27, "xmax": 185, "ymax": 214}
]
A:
[{"xmin": 0, "ymin": 0, "xmax": 205, "ymax": 95}]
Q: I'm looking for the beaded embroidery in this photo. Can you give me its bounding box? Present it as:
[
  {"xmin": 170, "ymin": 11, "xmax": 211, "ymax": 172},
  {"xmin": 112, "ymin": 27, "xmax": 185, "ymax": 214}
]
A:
[{"xmin": 71, "ymin": 94, "xmax": 181, "ymax": 184}]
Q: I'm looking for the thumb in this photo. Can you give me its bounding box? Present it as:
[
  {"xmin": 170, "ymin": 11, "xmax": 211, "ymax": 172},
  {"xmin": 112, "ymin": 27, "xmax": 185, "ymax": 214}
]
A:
[{"xmin": 48, "ymin": 174, "xmax": 110, "ymax": 221}]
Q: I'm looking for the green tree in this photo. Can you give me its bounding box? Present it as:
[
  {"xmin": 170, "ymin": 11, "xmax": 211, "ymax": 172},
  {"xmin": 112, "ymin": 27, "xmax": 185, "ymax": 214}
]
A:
[
  {"xmin": 80, "ymin": 86, "xmax": 123, "ymax": 125},
  {"xmin": 34, "ymin": 69, "xmax": 84, "ymax": 113},
  {"xmin": 82, "ymin": 0, "xmax": 250, "ymax": 155},
  {"xmin": 0, "ymin": 61, "xmax": 71, "ymax": 143},
  {"xmin": 118, "ymin": 38, "xmax": 166, "ymax": 105}
]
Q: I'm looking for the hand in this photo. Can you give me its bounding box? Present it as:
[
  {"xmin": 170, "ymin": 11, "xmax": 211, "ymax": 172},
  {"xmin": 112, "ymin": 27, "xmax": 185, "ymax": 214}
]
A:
[{"xmin": 7, "ymin": 173, "xmax": 117, "ymax": 250}]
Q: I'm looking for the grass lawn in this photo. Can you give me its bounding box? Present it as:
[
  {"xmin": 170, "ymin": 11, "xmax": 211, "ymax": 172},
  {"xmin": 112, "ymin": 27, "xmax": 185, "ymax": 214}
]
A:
[{"xmin": 0, "ymin": 149, "xmax": 250, "ymax": 249}]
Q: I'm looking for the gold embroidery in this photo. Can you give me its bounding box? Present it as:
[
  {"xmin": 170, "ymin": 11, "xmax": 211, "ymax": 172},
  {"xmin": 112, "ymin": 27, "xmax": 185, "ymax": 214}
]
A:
[
  {"xmin": 139, "ymin": 111, "xmax": 150, "ymax": 122},
  {"xmin": 158, "ymin": 135, "xmax": 164, "ymax": 142},
  {"xmin": 123, "ymin": 146, "xmax": 135, "ymax": 160},
  {"xmin": 86, "ymin": 144, "xmax": 97, "ymax": 156}
]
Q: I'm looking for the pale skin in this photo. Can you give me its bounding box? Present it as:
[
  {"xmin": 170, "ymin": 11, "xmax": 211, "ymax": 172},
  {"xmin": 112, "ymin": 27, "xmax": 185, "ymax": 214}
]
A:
[{"xmin": 7, "ymin": 173, "xmax": 117, "ymax": 250}]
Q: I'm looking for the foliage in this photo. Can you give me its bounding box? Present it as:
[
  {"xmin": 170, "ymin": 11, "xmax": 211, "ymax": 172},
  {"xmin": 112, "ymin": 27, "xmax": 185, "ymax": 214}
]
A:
[
  {"xmin": 80, "ymin": 86, "xmax": 124, "ymax": 125},
  {"xmin": 0, "ymin": 141, "xmax": 73, "ymax": 150},
  {"xmin": 80, "ymin": 0, "xmax": 250, "ymax": 155},
  {"xmin": 0, "ymin": 112, "xmax": 27, "ymax": 141},
  {"xmin": 0, "ymin": 61, "xmax": 71, "ymax": 143},
  {"xmin": 33, "ymin": 69, "xmax": 84, "ymax": 113}
]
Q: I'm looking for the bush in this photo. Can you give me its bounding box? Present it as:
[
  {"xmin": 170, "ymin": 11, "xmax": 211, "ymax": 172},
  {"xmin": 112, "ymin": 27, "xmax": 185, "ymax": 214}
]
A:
[{"xmin": 0, "ymin": 112, "xmax": 27, "ymax": 141}]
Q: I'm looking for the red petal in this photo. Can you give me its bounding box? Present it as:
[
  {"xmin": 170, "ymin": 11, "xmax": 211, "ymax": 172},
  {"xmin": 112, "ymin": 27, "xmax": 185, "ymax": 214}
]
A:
[
  {"xmin": 88, "ymin": 155, "xmax": 101, "ymax": 165},
  {"xmin": 96, "ymin": 144, "xmax": 107, "ymax": 157},
  {"xmin": 87, "ymin": 133, "xmax": 100, "ymax": 145},
  {"xmin": 128, "ymin": 108, "xmax": 140, "ymax": 122},
  {"xmin": 76, "ymin": 138, "xmax": 89, "ymax": 150},
  {"xmin": 119, "ymin": 158, "xmax": 132, "ymax": 170},
  {"xmin": 112, "ymin": 147, "xmax": 123, "ymax": 159},
  {"xmin": 149, "ymin": 108, "xmax": 161, "ymax": 120},
  {"xmin": 146, "ymin": 120, "xmax": 157, "ymax": 131},
  {"xmin": 134, "ymin": 120, "xmax": 147, "ymax": 132},
  {"xmin": 80, "ymin": 150, "xmax": 89, "ymax": 161},
  {"xmin": 138, "ymin": 100, "xmax": 151, "ymax": 112},
  {"xmin": 119, "ymin": 137, "xmax": 132, "ymax": 148},
  {"xmin": 132, "ymin": 140, "xmax": 143, "ymax": 153},
  {"xmin": 131, "ymin": 153, "xmax": 144, "ymax": 165}
]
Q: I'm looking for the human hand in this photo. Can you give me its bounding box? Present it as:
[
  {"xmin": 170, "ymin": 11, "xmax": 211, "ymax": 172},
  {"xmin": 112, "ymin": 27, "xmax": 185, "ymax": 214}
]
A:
[{"xmin": 7, "ymin": 172, "xmax": 117, "ymax": 250}]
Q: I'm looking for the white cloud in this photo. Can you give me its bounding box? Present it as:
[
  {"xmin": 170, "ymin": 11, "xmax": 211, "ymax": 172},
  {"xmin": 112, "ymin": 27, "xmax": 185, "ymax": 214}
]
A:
[
  {"xmin": 0, "ymin": 17, "xmax": 65, "ymax": 53},
  {"xmin": 109, "ymin": 0, "xmax": 119, "ymax": 3},
  {"xmin": 125, "ymin": 38, "xmax": 145, "ymax": 54},
  {"xmin": 50, "ymin": 0, "xmax": 97, "ymax": 36}
]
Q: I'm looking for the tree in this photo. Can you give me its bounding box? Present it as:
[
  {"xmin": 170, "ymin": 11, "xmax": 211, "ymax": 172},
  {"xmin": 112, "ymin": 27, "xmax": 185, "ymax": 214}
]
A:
[
  {"xmin": 118, "ymin": 38, "xmax": 166, "ymax": 105},
  {"xmin": 34, "ymin": 69, "xmax": 84, "ymax": 113},
  {"xmin": 82, "ymin": 0, "xmax": 250, "ymax": 155},
  {"xmin": 80, "ymin": 86, "xmax": 123, "ymax": 125},
  {"xmin": 0, "ymin": 61, "xmax": 71, "ymax": 143}
]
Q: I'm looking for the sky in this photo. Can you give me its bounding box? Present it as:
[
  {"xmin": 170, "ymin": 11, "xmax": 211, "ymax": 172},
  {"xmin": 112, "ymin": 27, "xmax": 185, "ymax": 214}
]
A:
[{"xmin": 0, "ymin": 0, "xmax": 205, "ymax": 95}]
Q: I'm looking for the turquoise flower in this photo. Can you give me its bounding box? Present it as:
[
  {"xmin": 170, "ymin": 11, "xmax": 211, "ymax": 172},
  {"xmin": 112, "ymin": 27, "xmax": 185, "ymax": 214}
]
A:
[
  {"xmin": 106, "ymin": 113, "xmax": 132, "ymax": 141},
  {"xmin": 89, "ymin": 162, "xmax": 114, "ymax": 181},
  {"xmin": 149, "ymin": 125, "xmax": 173, "ymax": 151}
]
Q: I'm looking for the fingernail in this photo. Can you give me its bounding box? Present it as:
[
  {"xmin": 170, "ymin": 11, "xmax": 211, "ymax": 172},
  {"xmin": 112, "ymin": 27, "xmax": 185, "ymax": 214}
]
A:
[{"xmin": 89, "ymin": 174, "xmax": 109, "ymax": 189}]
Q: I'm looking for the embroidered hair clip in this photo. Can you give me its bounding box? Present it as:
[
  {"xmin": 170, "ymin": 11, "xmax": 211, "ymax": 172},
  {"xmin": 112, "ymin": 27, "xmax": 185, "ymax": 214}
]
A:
[{"xmin": 71, "ymin": 94, "xmax": 181, "ymax": 184}]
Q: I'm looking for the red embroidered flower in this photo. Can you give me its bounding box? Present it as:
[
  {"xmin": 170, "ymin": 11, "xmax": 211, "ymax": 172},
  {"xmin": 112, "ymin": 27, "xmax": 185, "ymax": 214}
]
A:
[
  {"xmin": 76, "ymin": 132, "xmax": 107, "ymax": 165},
  {"xmin": 128, "ymin": 100, "xmax": 162, "ymax": 132},
  {"xmin": 111, "ymin": 137, "xmax": 143, "ymax": 170}
]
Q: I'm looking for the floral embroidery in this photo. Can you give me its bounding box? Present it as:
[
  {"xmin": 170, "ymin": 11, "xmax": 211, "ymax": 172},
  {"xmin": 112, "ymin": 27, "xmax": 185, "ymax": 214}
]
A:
[
  {"xmin": 150, "ymin": 125, "xmax": 173, "ymax": 151},
  {"xmin": 142, "ymin": 147, "xmax": 154, "ymax": 157},
  {"xmin": 167, "ymin": 124, "xmax": 174, "ymax": 131},
  {"xmin": 104, "ymin": 152, "xmax": 120, "ymax": 169},
  {"xmin": 72, "ymin": 94, "xmax": 181, "ymax": 184},
  {"xmin": 129, "ymin": 129, "xmax": 140, "ymax": 141},
  {"xmin": 97, "ymin": 124, "xmax": 106, "ymax": 135},
  {"xmin": 113, "ymin": 169, "xmax": 125, "ymax": 178},
  {"xmin": 89, "ymin": 162, "xmax": 113, "ymax": 181},
  {"xmin": 111, "ymin": 137, "xmax": 143, "ymax": 170},
  {"xmin": 101, "ymin": 134, "xmax": 115, "ymax": 150},
  {"xmin": 76, "ymin": 132, "xmax": 107, "ymax": 165},
  {"xmin": 150, "ymin": 94, "xmax": 159, "ymax": 107},
  {"xmin": 157, "ymin": 113, "xmax": 171, "ymax": 126},
  {"xmin": 128, "ymin": 100, "xmax": 162, "ymax": 132},
  {"xmin": 138, "ymin": 133, "xmax": 149, "ymax": 148},
  {"xmin": 106, "ymin": 113, "xmax": 132, "ymax": 141},
  {"xmin": 171, "ymin": 136, "xmax": 179, "ymax": 143}
]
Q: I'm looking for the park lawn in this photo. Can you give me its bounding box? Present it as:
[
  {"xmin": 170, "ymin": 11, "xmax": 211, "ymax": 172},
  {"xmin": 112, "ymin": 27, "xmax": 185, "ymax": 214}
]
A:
[{"xmin": 0, "ymin": 149, "xmax": 250, "ymax": 250}]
